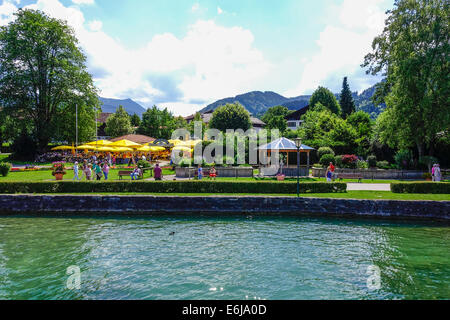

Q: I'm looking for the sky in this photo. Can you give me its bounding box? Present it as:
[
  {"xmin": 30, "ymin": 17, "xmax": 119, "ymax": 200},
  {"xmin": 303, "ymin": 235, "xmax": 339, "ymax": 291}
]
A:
[{"xmin": 0, "ymin": 0, "xmax": 393, "ymax": 116}]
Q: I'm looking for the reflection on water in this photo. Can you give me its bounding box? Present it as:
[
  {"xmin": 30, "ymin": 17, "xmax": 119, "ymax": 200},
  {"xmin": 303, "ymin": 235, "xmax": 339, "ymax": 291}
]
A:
[{"xmin": 0, "ymin": 216, "xmax": 448, "ymax": 300}]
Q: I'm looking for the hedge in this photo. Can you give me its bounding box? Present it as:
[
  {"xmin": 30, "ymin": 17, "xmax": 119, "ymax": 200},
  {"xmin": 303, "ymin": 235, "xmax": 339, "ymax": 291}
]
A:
[
  {"xmin": 391, "ymin": 182, "xmax": 450, "ymax": 194},
  {"xmin": 0, "ymin": 181, "xmax": 347, "ymax": 194}
]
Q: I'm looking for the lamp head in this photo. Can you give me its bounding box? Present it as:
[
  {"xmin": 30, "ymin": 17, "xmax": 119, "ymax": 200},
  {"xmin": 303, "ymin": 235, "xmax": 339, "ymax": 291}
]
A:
[{"xmin": 295, "ymin": 138, "xmax": 302, "ymax": 149}]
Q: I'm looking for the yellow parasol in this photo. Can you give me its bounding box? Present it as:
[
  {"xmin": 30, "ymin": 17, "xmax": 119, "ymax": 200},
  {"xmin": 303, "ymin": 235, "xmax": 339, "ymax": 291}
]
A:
[
  {"xmin": 150, "ymin": 146, "xmax": 165, "ymax": 152},
  {"xmin": 86, "ymin": 140, "xmax": 113, "ymax": 146},
  {"xmin": 110, "ymin": 139, "xmax": 142, "ymax": 149},
  {"xmin": 110, "ymin": 147, "xmax": 133, "ymax": 153},
  {"xmin": 135, "ymin": 145, "xmax": 151, "ymax": 152},
  {"xmin": 168, "ymin": 139, "xmax": 185, "ymax": 146},
  {"xmin": 173, "ymin": 146, "xmax": 192, "ymax": 152},
  {"xmin": 51, "ymin": 146, "xmax": 75, "ymax": 151},
  {"xmin": 179, "ymin": 140, "xmax": 202, "ymax": 148}
]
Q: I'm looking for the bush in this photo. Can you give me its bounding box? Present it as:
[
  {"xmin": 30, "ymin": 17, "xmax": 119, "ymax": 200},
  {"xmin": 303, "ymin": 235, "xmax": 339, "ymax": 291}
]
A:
[
  {"xmin": 137, "ymin": 160, "xmax": 151, "ymax": 168},
  {"xmin": 313, "ymin": 163, "xmax": 323, "ymax": 168},
  {"xmin": 367, "ymin": 156, "xmax": 377, "ymax": 168},
  {"xmin": 317, "ymin": 147, "xmax": 335, "ymax": 159},
  {"xmin": 394, "ymin": 149, "xmax": 413, "ymax": 170},
  {"xmin": 391, "ymin": 182, "xmax": 450, "ymax": 194},
  {"xmin": 342, "ymin": 155, "xmax": 358, "ymax": 169},
  {"xmin": 0, "ymin": 181, "xmax": 347, "ymax": 194},
  {"xmin": 357, "ymin": 160, "xmax": 369, "ymax": 169},
  {"xmin": 0, "ymin": 163, "xmax": 12, "ymax": 177},
  {"xmin": 334, "ymin": 156, "xmax": 343, "ymax": 168},
  {"xmin": 376, "ymin": 161, "xmax": 390, "ymax": 169},
  {"xmin": 320, "ymin": 154, "xmax": 336, "ymax": 167}
]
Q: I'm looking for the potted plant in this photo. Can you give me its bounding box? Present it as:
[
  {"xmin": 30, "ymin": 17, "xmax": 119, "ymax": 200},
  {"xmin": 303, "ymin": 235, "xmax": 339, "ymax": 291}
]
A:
[
  {"xmin": 423, "ymin": 172, "xmax": 432, "ymax": 181},
  {"xmin": 52, "ymin": 162, "xmax": 67, "ymax": 181},
  {"xmin": 277, "ymin": 173, "xmax": 286, "ymax": 181}
]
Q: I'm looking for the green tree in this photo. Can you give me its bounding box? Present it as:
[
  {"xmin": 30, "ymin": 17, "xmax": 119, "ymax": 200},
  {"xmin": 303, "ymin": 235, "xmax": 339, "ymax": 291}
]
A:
[
  {"xmin": 105, "ymin": 106, "xmax": 133, "ymax": 138},
  {"xmin": 0, "ymin": 9, "xmax": 99, "ymax": 154},
  {"xmin": 266, "ymin": 115, "xmax": 287, "ymax": 133},
  {"xmin": 340, "ymin": 77, "xmax": 356, "ymax": 118},
  {"xmin": 54, "ymin": 102, "xmax": 96, "ymax": 144},
  {"xmin": 130, "ymin": 113, "xmax": 141, "ymax": 127},
  {"xmin": 174, "ymin": 116, "xmax": 188, "ymax": 129},
  {"xmin": 138, "ymin": 106, "xmax": 175, "ymax": 139},
  {"xmin": 261, "ymin": 105, "xmax": 290, "ymax": 124},
  {"xmin": 347, "ymin": 111, "xmax": 373, "ymax": 156},
  {"xmin": 209, "ymin": 103, "xmax": 252, "ymax": 132},
  {"xmin": 363, "ymin": 0, "xmax": 450, "ymax": 158},
  {"xmin": 309, "ymin": 87, "xmax": 341, "ymax": 115}
]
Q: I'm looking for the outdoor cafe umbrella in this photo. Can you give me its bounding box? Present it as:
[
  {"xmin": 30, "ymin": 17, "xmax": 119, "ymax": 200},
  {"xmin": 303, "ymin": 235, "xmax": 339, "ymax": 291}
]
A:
[
  {"xmin": 110, "ymin": 147, "xmax": 134, "ymax": 153},
  {"xmin": 172, "ymin": 146, "xmax": 192, "ymax": 152},
  {"xmin": 86, "ymin": 140, "xmax": 113, "ymax": 146},
  {"xmin": 110, "ymin": 139, "xmax": 142, "ymax": 149},
  {"xmin": 76, "ymin": 144, "xmax": 98, "ymax": 150}
]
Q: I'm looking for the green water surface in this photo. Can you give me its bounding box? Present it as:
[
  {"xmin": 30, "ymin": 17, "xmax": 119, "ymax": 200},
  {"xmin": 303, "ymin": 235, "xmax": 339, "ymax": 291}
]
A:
[{"xmin": 0, "ymin": 216, "xmax": 448, "ymax": 300}]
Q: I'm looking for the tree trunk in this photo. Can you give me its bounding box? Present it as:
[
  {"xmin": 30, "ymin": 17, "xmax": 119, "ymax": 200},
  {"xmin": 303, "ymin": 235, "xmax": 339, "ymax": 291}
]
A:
[{"xmin": 417, "ymin": 142, "xmax": 424, "ymax": 159}]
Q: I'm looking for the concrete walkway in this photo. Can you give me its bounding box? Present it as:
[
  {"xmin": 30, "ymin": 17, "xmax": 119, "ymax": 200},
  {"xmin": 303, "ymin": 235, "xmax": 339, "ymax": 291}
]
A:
[{"xmin": 347, "ymin": 183, "xmax": 391, "ymax": 191}]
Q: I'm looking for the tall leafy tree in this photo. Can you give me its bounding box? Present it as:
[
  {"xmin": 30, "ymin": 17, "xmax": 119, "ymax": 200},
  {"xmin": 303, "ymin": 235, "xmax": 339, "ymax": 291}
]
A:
[
  {"xmin": 138, "ymin": 106, "xmax": 175, "ymax": 139},
  {"xmin": 363, "ymin": 0, "xmax": 450, "ymax": 158},
  {"xmin": 0, "ymin": 9, "xmax": 99, "ymax": 154},
  {"xmin": 209, "ymin": 103, "xmax": 252, "ymax": 132},
  {"xmin": 340, "ymin": 77, "xmax": 356, "ymax": 118},
  {"xmin": 130, "ymin": 113, "xmax": 141, "ymax": 127},
  {"xmin": 261, "ymin": 106, "xmax": 290, "ymax": 124},
  {"xmin": 105, "ymin": 106, "xmax": 133, "ymax": 138},
  {"xmin": 309, "ymin": 87, "xmax": 341, "ymax": 115}
]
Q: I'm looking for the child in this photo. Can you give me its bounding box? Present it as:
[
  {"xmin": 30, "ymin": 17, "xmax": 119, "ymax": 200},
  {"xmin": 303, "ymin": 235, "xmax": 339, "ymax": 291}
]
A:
[
  {"xmin": 198, "ymin": 165, "xmax": 203, "ymax": 180},
  {"xmin": 102, "ymin": 162, "xmax": 110, "ymax": 181},
  {"xmin": 209, "ymin": 166, "xmax": 217, "ymax": 180}
]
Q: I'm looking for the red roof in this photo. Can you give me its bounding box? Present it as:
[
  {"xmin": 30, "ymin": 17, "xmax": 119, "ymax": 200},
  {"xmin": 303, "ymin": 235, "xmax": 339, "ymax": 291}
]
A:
[{"xmin": 109, "ymin": 134, "xmax": 156, "ymax": 144}]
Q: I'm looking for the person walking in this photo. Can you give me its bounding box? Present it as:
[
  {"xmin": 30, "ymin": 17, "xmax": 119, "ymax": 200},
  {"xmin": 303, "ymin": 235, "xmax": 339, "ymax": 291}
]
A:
[
  {"xmin": 72, "ymin": 162, "xmax": 81, "ymax": 181},
  {"xmin": 198, "ymin": 165, "xmax": 203, "ymax": 180},
  {"xmin": 94, "ymin": 162, "xmax": 103, "ymax": 181},
  {"xmin": 102, "ymin": 162, "xmax": 110, "ymax": 181},
  {"xmin": 435, "ymin": 164, "xmax": 442, "ymax": 182},
  {"xmin": 326, "ymin": 164, "xmax": 333, "ymax": 182},
  {"xmin": 84, "ymin": 164, "xmax": 92, "ymax": 181},
  {"xmin": 432, "ymin": 164, "xmax": 437, "ymax": 182}
]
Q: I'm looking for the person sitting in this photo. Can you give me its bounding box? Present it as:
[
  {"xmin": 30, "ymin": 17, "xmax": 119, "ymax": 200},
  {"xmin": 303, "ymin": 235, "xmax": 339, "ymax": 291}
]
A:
[
  {"xmin": 209, "ymin": 166, "xmax": 217, "ymax": 180},
  {"xmin": 131, "ymin": 166, "xmax": 141, "ymax": 180},
  {"xmin": 154, "ymin": 163, "xmax": 163, "ymax": 181}
]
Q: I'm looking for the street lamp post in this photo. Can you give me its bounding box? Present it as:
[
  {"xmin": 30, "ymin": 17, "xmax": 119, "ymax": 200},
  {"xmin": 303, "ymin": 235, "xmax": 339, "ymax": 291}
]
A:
[{"xmin": 295, "ymin": 138, "xmax": 302, "ymax": 198}]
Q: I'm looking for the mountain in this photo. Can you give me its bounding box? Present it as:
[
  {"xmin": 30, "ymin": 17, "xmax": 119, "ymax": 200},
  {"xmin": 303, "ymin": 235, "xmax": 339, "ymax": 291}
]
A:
[
  {"xmin": 200, "ymin": 85, "xmax": 386, "ymax": 119},
  {"xmin": 99, "ymin": 97, "xmax": 146, "ymax": 117}
]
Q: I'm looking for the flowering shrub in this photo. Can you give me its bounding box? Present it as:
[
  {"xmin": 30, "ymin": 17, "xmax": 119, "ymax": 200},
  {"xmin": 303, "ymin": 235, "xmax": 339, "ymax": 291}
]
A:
[{"xmin": 341, "ymin": 155, "xmax": 358, "ymax": 169}]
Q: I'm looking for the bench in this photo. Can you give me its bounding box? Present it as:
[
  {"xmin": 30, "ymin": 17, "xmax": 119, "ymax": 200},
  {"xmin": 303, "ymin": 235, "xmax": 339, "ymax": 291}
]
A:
[
  {"xmin": 118, "ymin": 170, "xmax": 143, "ymax": 180},
  {"xmin": 336, "ymin": 173, "xmax": 363, "ymax": 183}
]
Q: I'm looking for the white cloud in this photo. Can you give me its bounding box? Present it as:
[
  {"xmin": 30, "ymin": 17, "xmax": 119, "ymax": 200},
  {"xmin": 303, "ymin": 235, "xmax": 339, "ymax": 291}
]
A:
[
  {"xmin": 0, "ymin": 0, "xmax": 269, "ymax": 116},
  {"xmin": 0, "ymin": 0, "xmax": 20, "ymax": 26},
  {"xmin": 217, "ymin": 7, "xmax": 223, "ymax": 15},
  {"xmin": 88, "ymin": 19, "xmax": 102, "ymax": 31},
  {"xmin": 285, "ymin": 0, "xmax": 388, "ymax": 96},
  {"xmin": 72, "ymin": 0, "xmax": 95, "ymax": 5}
]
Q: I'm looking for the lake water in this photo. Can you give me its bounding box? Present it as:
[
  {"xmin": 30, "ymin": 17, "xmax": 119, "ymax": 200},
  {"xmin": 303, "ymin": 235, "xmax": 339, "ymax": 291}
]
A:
[{"xmin": 0, "ymin": 215, "xmax": 449, "ymax": 300}]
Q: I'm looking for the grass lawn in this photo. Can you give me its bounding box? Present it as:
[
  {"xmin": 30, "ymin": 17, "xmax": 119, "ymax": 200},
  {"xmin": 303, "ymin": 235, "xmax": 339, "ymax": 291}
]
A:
[{"xmin": 35, "ymin": 191, "xmax": 450, "ymax": 201}]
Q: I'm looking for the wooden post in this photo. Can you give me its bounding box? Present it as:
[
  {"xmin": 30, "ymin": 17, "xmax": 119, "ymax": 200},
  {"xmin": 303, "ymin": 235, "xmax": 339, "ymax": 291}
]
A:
[{"xmin": 307, "ymin": 151, "xmax": 310, "ymax": 177}]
